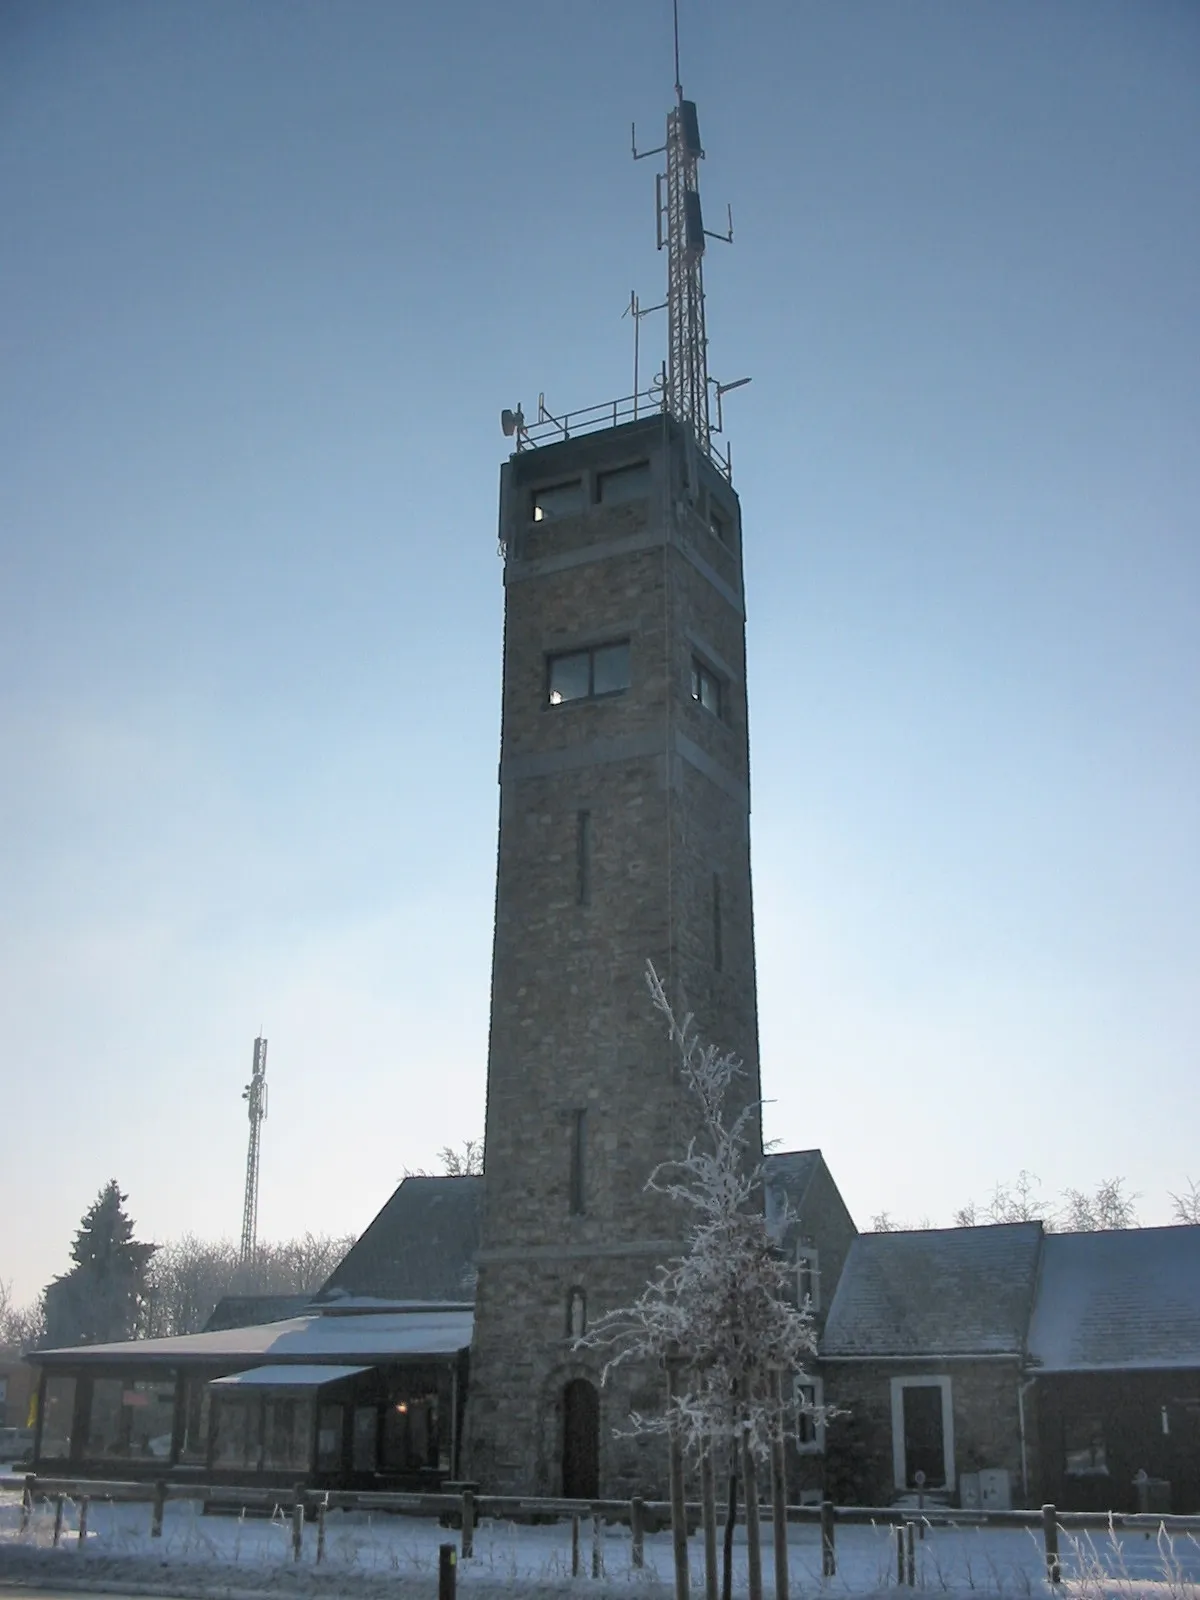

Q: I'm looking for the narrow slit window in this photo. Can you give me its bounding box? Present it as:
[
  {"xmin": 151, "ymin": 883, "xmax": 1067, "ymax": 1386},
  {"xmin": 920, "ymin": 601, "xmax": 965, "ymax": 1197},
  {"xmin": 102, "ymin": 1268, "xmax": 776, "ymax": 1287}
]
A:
[
  {"xmin": 569, "ymin": 1109, "xmax": 587, "ymax": 1215},
  {"xmin": 691, "ymin": 658, "xmax": 723, "ymax": 719},
  {"xmin": 576, "ymin": 810, "xmax": 591, "ymax": 906},
  {"xmin": 709, "ymin": 502, "xmax": 732, "ymax": 546},
  {"xmin": 712, "ymin": 873, "xmax": 723, "ymax": 973}
]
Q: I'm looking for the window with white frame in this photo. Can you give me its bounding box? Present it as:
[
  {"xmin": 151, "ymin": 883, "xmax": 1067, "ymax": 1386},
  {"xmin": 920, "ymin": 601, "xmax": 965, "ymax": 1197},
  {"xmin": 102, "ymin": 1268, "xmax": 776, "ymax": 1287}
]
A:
[
  {"xmin": 890, "ymin": 1375, "xmax": 955, "ymax": 1491},
  {"xmin": 794, "ymin": 1376, "xmax": 825, "ymax": 1453},
  {"xmin": 797, "ymin": 1245, "xmax": 820, "ymax": 1312}
]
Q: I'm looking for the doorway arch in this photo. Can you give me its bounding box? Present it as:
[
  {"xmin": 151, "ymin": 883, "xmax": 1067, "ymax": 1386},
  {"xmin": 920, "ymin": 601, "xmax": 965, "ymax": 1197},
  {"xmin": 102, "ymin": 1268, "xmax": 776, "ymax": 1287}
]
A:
[{"xmin": 561, "ymin": 1377, "xmax": 599, "ymax": 1499}]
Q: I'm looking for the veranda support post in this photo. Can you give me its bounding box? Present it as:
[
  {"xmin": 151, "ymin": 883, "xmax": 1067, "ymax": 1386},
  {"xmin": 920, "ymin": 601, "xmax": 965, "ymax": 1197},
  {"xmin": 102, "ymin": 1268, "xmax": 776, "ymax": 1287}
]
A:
[{"xmin": 461, "ymin": 1488, "xmax": 475, "ymax": 1559}]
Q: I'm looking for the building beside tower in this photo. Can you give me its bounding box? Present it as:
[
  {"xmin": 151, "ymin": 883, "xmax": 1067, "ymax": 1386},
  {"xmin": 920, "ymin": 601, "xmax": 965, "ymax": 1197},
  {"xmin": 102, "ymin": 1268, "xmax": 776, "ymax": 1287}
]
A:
[{"xmin": 462, "ymin": 413, "xmax": 762, "ymax": 1496}]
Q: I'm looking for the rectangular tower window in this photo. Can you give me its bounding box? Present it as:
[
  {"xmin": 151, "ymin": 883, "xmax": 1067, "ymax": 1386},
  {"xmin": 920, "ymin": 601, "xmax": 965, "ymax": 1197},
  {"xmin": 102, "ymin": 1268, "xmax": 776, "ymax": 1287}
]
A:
[
  {"xmin": 691, "ymin": 658, "xmax": 723, "ymax": 718},
  {"xmin": 569, "ymin": 1109, "xmax": 587, "ymax": 1215},
  {"xmin": 597, "ymin": 460, "xmax": 651, "ymax": 505},
  {"xmin": 709, "ymin": 501, "xmax": 732, "ymax": 546},
  {"xmin": 712, "ymin": 873, "xmax": 723, "ymax": 973},
  {"xmin": 532, "ymin": 480, "xmax": 585, "ymax": 522},
  {"xmin": 547, "ymin": 640, "xmax": 630, "ymax": 705},
  {"xmin": 576, "ymin": 810, "xmax": 591, "ymax": 906}
]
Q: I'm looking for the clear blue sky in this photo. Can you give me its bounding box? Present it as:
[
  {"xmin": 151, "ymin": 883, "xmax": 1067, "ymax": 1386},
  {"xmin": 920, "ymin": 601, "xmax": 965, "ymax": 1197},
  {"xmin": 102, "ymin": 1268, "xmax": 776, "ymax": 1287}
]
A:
[{"xmin": 3, "ymin": 2, "xmax": 1197, "ymax": 1304}]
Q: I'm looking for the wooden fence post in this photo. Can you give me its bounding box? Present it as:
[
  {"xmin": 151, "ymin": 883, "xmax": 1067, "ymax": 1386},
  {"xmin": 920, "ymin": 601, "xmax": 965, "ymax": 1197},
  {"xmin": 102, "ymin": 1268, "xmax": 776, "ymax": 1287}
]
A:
[
  {"xmin": 905, "ymin": 1520, "xmax": 916, "ymax": 1586},
  {"xmin": 20, "ymin": 1475, "xmax": 34, "ymax": 1534},
  {"xmin": 630, "ymin": 1496, "xmax": 645, "ymax": 1570},
  {"xmin": 291, "ymin": 1490, "xmax": 304, "ymax": 1562},
  {"xmin": 78, "ymin": 1496, "xmax": 89, "ymax": 1547},
  {"xmin": 820, "ymin": 1499, "xmax": 836, "ymax": 1578},
  {"xmin": 52, "ymin": 1496, "xmax": 64, "ymax": 1547},
  {"xmin": 438, "ymin": 1541, "xmax": 457, "ymax": 1600},
  {"xmin": 461, "ymin": 1488, "xmax": 474, "ymax": 1560},
  {"xmin": 151, "ymin": 1480, "xmax": 166, "ymax": 1538},
  {"xmin": 592, "ymin": 1510, "xmax": 603, "ymax": 1578},
  {"xmin": 316, "ymin": 1495, "xmax": 327, "ymax": 1565},
  {"xmin": 571, "ymin": 1513, "xmax": 581, "ymax": 1576},
  {"xmin": 896, "ymin": 1523, "xmax": 905, "ymax": 1585},
  {"xmin": 1042, "ymin": 1504, "xmax": 1061, "ymax": 1584}
]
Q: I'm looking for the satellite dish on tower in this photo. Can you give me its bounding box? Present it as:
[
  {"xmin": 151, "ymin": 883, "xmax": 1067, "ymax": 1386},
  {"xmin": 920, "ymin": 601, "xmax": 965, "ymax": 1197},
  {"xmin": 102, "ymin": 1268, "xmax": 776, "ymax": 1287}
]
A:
[{"xmin": 501, "ymin": 407, "xmax": 524, "ymax": 438}]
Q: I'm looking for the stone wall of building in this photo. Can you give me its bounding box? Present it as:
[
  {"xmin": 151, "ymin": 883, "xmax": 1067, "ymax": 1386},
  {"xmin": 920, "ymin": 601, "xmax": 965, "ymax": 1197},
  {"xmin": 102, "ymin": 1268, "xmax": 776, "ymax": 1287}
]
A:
[
  {"xmin": 464, "ymin": 417, "xmax": 763, "ymax": 1497},
  {"xmin": 821, "ymin": 1358, "xmax": 1028, "ymax": 1507}
]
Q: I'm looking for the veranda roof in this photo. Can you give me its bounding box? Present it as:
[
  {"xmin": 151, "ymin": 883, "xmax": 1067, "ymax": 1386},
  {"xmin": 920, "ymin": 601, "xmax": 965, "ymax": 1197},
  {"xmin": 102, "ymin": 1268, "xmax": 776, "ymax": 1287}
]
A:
[{"xmin": 37, "ymin": 1307, "xmax": 474, "ymax": 1369}]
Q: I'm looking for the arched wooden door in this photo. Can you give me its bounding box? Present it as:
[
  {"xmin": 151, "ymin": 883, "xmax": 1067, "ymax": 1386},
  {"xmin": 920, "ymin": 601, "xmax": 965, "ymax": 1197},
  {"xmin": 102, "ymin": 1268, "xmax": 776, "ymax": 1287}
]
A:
[{"xmin": 562, "ymin": 1378, "xmax": 599, "ymax": 1499}]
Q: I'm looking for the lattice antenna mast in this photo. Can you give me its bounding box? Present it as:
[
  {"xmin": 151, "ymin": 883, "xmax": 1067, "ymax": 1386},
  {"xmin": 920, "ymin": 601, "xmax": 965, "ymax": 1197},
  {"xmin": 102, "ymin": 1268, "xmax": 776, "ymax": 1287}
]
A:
[
  {"xmin": 239, "ymin": 1035, "xmax": 268, "ymax": 1263},
  {"xmin": 634, "ymin": 0, "xmax": 733, "ymax": 455}
]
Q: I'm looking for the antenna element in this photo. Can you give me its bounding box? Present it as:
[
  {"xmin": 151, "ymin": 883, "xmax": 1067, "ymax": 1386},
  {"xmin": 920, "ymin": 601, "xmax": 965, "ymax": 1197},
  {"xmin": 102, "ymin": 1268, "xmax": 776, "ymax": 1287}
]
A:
[{"xmin": 239, "ymin": 1036, "xmax": 268, "ymax": 1263}]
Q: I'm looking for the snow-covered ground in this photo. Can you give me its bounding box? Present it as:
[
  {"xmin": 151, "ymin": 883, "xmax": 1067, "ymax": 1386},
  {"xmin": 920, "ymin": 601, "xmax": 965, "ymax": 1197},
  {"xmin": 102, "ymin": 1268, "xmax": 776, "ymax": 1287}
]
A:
[{"xmin": 1, "ymin": 1486, "xmax": 1198, "ymax": 1599}]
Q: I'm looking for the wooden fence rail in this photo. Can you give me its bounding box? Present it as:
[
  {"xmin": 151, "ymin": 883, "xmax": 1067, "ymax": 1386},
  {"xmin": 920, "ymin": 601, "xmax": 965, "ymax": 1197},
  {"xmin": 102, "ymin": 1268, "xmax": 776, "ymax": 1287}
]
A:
[{"xmin": 5, "ymin": 1472, "xmax": 1200, "ymax": 1583}]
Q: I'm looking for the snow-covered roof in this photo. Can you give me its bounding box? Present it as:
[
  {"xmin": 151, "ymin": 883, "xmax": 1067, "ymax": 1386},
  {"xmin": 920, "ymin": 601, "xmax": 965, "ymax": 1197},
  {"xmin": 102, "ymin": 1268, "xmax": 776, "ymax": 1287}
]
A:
[
  {"xmin": 1027, "ymin": 1225, "xmax": 1200, "ymax": 1372},
  {"xmin": 821, "ymin": 1223, "xmax": 1043, "ymax": 1358},
  {"xmin": 313, "ymin": 1175, "xmax": 483, "ymax": 1306},
  {"xmin": 38, "ymin": 1307, "xmax": 474, "ymax": 1368},
  {"xmin": 209, "ymin": 1364, "xmax": 370, "ymax": 1388}
]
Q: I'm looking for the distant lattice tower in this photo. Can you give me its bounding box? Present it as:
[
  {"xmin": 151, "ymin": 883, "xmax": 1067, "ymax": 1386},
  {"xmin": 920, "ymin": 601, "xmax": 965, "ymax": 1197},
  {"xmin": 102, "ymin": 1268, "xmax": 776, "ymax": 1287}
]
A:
[
  {"xmin": 464, "ymin": 20, "xmax": 761, "ymax": 1499},
  {"xmin": 239, "ymin": 1036, "xmax": 268, "ymax": 1262}
]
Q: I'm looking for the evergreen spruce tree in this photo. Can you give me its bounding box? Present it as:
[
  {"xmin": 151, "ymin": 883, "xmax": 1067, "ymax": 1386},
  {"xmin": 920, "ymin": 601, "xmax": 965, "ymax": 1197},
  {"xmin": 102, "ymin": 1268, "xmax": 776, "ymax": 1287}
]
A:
[{"xmin": 44, "ymin": 1181, "xmax": 156, "ymax": 1346}]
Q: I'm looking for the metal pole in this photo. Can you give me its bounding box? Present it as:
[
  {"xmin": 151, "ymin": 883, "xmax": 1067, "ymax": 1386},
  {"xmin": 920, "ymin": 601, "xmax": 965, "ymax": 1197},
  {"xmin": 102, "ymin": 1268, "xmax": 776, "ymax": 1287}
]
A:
[{"xmin": 438, "ymin": 1541, "xmax": 457, "ymax": 1600}]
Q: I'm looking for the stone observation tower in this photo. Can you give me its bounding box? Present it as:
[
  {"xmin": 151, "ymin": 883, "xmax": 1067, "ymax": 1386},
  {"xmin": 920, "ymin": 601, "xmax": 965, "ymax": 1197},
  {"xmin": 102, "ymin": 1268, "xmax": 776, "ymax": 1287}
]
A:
[{"xmin": 464, "ymin": 25, "xmax": 762, "ymax": 1498}]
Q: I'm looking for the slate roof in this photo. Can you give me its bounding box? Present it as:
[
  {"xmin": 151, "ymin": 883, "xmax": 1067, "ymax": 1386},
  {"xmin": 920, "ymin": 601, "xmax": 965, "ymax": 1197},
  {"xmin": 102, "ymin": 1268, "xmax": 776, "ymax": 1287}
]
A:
[
  {"xmin": 1027, "ymin": 1225, "xmax": 1200, "ymax": 1372},
  {"xmin": 313, "ymin": 1175, "xmax": 483, "ymax": 1306},
  {"xmin": 821, "ymin": 1222, "xmax": 1043, "ymax": 1358},
  {"xmin": 763, "ymin": 1150, "xmax": 822, "ymax": 1239},
  {"xmin": 37, "ymin": 1308, "xmax": 474, "ymax": 1368},
  {"xmin": 203, "ymin": 1295, "xmax": 314, "ymax": 1332}
]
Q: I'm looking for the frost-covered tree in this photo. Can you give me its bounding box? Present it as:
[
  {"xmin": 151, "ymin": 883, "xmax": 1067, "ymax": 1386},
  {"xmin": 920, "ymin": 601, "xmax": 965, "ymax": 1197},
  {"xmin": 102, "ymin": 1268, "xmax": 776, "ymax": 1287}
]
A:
[
  {"xmin": 140, "ymin": 1231, "xmax": 356, "ymax": 1338},
  {"xmin": 403, "ymin": 1137, "xmax": 484, "ymax": 1179},
  {"xmin": 43, "ymin": 1181, "xmax": 156, "ymax": 1347},
  {"xmin": 953, "ymin": 1171, "xmax": 1138, "ymax": 1232},
  {"xmin": 580, "ymin": 962, "xmax": 818, "ymax": 1600},
  {"xmin": 0, "ymin": 1280, "xmax": 45, "ymax": 1354},
  {"xmin": 1169, "ymin": 1179, "xmax": 1200, "ymax": 1226}
]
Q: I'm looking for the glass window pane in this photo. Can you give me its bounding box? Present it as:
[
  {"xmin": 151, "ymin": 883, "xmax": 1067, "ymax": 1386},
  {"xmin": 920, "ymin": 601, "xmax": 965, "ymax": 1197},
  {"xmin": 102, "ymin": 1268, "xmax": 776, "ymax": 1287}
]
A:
[
  {"xmin": 262, "ymin": 1397, "xmax": 313, "ymax": 1472},
  {"xmin": 532, "ymin": 480, "xmax": 585, "ymax": 522},
  {"xmin": 352, "ymin": 1405, "xmax": 377, "ymax": 1472},
  {"xmin": 548, "ymin": 650, "xmax": 591, "ymax": 705},
  {"xmin": 592, "ymin": 642, "xmax": 630, "ymax": 696},
  {"xmin": 179, "ymin": 1381, "xmax": 211, "ymax": 1464},
  {"xmin": 317, "ymin": 1403, "xmax": 343, "ymax": 1471},
  {"xmin": 40, "ymin": 1376, "xmax": 76, "ymax": 1459},
  {"xmin": 598, "ymin": 461, "xmax": 651, "ymax": 505},
  {"xmin": 213, "ymin": 1396, "xmax": 260, "ymax": 1471}
]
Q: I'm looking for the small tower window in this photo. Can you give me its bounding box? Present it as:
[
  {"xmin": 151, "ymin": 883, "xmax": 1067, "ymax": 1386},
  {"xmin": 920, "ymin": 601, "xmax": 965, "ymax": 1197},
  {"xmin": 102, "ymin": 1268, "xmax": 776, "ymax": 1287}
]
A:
[
  {"xmin": 691, "ymin": 658, "xmax": 723, "ymax": 719},
  {"xmin": 569, "ymin": 1110, "xmax": 587, "ymax": 1215},
  {"xmin": 597, "ymin": 461, "xmax": 651, "ymax": 505},
  {"xmin": 709, "ymin": 502, "xmax": 732, "ymax": 546},
  {"xmin": 532, "ymin": 480, "xmax": 585, "ymax": 522},
  {"xmin": 548, "ymin": 641, "xmax": 631, "ymax": 705}
]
